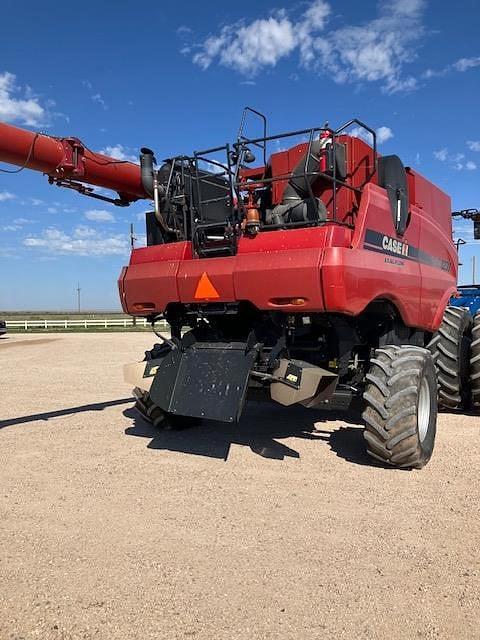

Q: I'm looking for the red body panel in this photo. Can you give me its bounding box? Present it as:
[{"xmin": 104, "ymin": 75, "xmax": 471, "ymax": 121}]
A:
[
  {"xmin": 120, "ymin": 161, "xmax": 456, "ymax": 332},
  {"xmin": 0, "ymin": 119, "xmax": 456, "ymax": 333},
  {"xmin": 322, "ymin": 183, "xmax": 422, "ymax": 325}
]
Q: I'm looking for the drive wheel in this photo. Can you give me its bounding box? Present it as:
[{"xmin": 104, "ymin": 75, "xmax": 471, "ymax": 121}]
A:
[
  {"xmin": 471, "ymin": 312, "xmax": 480, "ymax": 409},
  {"xmin": 428, "ymin": 306, "xmax": 472, "ymax": 409},
  {"xmin": 362, "ymin": 345, "xmax": 437, "ymax": 469}
]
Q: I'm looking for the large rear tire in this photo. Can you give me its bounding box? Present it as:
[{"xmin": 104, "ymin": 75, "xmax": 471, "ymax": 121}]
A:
[
  {"xmin": 427, "ymin": 306, "xmax": 472, "ymax": 410},
  {"xmin": 363, "ymin": 345, "xmax": 437, "ymax": 469},
  {"xmin": 471, "ymin": 312, "xmax": 480, "ymax": 409}
]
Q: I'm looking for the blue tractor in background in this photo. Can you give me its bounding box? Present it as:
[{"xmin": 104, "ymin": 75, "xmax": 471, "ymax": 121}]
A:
[
  {"xmin": 450, "ymin": 209, "xmax": 480, "ymax": 408},
  {"xmin": 451, "ymin": 285, "xmax": 480, "ymax": 316},
  {"xmin": 451, "ymin": 208, "xmax": 480, "ymax": 316}
]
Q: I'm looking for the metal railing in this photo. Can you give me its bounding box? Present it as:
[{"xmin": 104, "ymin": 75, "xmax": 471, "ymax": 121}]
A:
[{"xmin": 5, "ymin": 318, "xmax": 168, "ymax": 331}]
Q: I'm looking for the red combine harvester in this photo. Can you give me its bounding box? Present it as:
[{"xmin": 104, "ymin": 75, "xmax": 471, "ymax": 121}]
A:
[{"xmin": 1, "ymin": 108, "xmax": 478, "ymax": 468}]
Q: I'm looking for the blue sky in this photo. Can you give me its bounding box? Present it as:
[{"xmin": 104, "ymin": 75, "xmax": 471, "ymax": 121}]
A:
[{"xmin": 0, "ymin": 0, "xmax": 479, "ymax": 310}]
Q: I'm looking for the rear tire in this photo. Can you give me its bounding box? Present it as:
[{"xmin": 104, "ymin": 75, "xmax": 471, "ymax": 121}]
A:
[
  {"xmin": 471, "ymin": 312, "xmax": 480, "ymax": 409},
  {"xmin": 363, "ymin": 345, "xmax": 437, "ymax": 469},
  {"xmin": 427, "ymin": 306, "xmax": 472, "ymax": 410}
]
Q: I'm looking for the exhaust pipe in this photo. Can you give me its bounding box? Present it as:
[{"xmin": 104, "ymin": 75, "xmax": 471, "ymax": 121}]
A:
[
  {"xmin": 139, "ymin": 147, "xmax": 156, "ymax": 198},
  {"xmin": 139, "ymin": 147, "xmax": 173, "ymax": 235}
]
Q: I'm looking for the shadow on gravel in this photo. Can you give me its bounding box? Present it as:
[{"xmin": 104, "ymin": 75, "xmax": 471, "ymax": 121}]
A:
[
  {"xmin": 0, "ymin": 337, "xmax": 59, "ymax": 349},
  {"xmin": 0, "ymin": 397, "xmax": 133, "ymax": 430},
  {"xmin": 124, "ymin": 402, "xmax": 372, "ymax": 465}
]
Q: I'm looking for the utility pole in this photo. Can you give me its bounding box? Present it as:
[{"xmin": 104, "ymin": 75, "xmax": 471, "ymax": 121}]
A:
[
  {"xmin": 129, "ymin": 224, "xmax": 137, "ymax": 326},
  {"xmin": 473, "ymin": 256, "xmax": 477, "ymax": 285},
  {"xmin": 76, "ymin": 283, "xmax": 81, "ymax": 313}
]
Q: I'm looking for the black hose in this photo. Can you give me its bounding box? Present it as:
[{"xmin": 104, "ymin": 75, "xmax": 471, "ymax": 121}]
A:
[
  {"xmin": 271, "ymin": 138, "xmax": 326, "ymax": 224},
  {"xmin": 282, "ymin": 137, "xmax": 322, "ymax": 203}
]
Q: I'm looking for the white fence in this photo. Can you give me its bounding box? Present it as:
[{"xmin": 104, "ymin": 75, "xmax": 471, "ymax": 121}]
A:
[{"xmin": 5, "ymin": 317, "xmax": 163, "ymax": 330}]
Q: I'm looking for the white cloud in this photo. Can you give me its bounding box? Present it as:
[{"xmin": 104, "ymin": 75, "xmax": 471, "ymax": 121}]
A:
[
  {"xmin": 0, "ymin": 247, "xmax": 18, "ymax": 258},
  {"xmin": 467, "ymin": 141, "xmax": 480, "ymax": 152},
  {"xmin": 47, "ymin": 207, "xmax": 58, "ymax": 214},
  {"xmin": 0, "ymin": 190, "xmax": 16, "ymax": 202},
  {"xmin": 190, "ymin": 0, "xmax": 425, "ymax": 94},
  {"xmin": 376, "ymin": 126, "xmax": 394, "ymax": 144},
  {"xmin": 81, "ymin": 81, "xmax": 109, "ymax": 111},
  {"xmin": 193, "ymin": 12, "xmax": 299, "ymax": 74},
  {"xmin": 99, "ymin": 144, "xmax": 138, "ymax": 163},
  {"xmin": 13, "ymin": 217, "xmax": 33, "ymax": 224},
  {"xmin": 435, "ymin": 148, "xmax": 477, "ymax": 171},
  {"xmin": 453, "ymin": 56, "xmax": 480, "ymax": 72},
  {"xmin": 74, "ymin": 225, "xmax": 97, "ymax": 238},
  {"xmin": 92, "ymin": 93, "xmax": 108, "ymax": 110},
  {"xmin": 177, "ymin": 25, "xmax": 192, "ymax": 37},
  {"xmin": 23, "ymin": 226, "xmax": 128, "ymax": 256},
  {"xmin": 0, "ymin": 72, "xmax": 46, "ymax": 126},
  {"xmin": 350, "ymin": 125, "xmax": 393, "ymax": 145},
  {"xmin": 424, "ymin": 55, "xmax": 480, "ymax": 79},
  {"xmin": 434, "ymin": 148, "xmax": 448, "ymax": 162},
  {"xmin": 84, "ymin": 209, "xmax": 115, "ymax": 223},
  {"xmin": 1, "ymin": 225, "xmax": 21, "ymax": 231}
]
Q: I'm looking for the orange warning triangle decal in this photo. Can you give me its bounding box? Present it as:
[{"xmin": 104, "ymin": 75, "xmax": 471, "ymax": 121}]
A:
[{"xmin": 194, "ymin": 272, "xmax": 220, "ymax": 299}]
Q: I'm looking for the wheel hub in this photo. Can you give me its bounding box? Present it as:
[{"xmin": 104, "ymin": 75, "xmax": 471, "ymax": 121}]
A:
[{"xmin": 418, "ymin": 377, "xmax": 431, "ymax": 443}]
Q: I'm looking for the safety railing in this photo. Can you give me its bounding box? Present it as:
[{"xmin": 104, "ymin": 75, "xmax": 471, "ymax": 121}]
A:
[{"xmin": 191, "ymin": 117, "xmax": 378, "ymax": 235}]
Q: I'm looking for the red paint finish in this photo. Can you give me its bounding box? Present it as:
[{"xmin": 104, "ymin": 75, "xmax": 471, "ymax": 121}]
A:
[
  {"xmin": 0, "ymin": 122, "xmax": 147, "ymax": 201},
  {"xmin": 233, "ymin": 245, "xmax": 325, "ymax": 311},
  {"xmin": 322, "ymin": 183, "xmax": 422, "ymax": 325},
  {"xmin": 129, "ymin": 242, "xmax": 192, "ymax": 265},
  {"xmin": 0, "ymin": 120, "xmax": 456, "ymax": 332},
  {"xmin": 121, "ymin": 169, "xmax": 455, "ymax": 332},
  {"xmin": 123, "ymin": 259, "xmax": 180, "ymax": 313},
  {"xmin": 416, "ymin": 175, "xmax": 457, "ymax": 330}
]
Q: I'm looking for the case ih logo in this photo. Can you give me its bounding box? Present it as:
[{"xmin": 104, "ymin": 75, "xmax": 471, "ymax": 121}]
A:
[
  {"xmin": 363, "ymin": 229, "xmax": 451, "ymax": 272},
  {"xmin": 382, "ymin": 235, "xmax": 409, "ymax": 257}
]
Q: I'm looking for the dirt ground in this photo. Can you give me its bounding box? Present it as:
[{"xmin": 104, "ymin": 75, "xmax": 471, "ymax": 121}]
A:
[{"xmin": 1, "ymin": 333, "xmax": 479, "ymax": 640}]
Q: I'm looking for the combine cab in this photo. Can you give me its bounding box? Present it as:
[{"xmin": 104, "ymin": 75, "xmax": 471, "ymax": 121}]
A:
[{"xmin": 1, "ymin": 108, "xmax": 478, "ymax": 468}]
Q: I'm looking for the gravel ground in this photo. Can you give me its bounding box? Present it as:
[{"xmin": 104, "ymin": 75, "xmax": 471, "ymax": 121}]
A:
[{"xmin": 1, "ymin": 333, "xmax": 479, "ymax": 640}]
